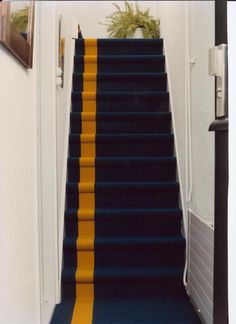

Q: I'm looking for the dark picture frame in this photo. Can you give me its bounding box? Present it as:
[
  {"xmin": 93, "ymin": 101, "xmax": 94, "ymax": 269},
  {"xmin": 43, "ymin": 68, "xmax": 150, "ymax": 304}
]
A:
[{"xmin": 0, "ymin": 1, "xmax": 35, "ymax": 68}]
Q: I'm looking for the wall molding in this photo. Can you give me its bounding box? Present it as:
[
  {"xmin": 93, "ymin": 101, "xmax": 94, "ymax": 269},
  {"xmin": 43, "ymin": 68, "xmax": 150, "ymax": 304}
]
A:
[
  {"xmin": 57, "ymin": 19, "xmax": 77, "ymax": 300},
  {"xmin": 36, "ymin": 2, "xmax": 58, "ymax": 322}
]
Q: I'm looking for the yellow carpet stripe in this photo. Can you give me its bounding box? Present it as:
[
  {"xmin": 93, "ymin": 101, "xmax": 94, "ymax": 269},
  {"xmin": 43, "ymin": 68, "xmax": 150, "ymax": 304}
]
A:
[
  {"xmin": 71, "ymin": 39, "xmax": 97, "ymax": 324},
  {"xmin": 83, "ymin": 73, "xmax": 97, "ymax": 92},
  {"xmin": 81, "ymin": 112, "xmax": 96, "ymax": 120},
  {"xmin": 79, "ymin": 167, "xmax": 95, "ymax": 183},
  {"xmin": 85, "ymin": 39, "xmax": 97, "ymax": 55},
  {"xmin": 82, "ymin": 112, "xmax": 96, "ymax": 134},
  {"xmin": 72, "ymin": 284, "xmax": 94, "ymax": 324},
  {"xmin": 82, "ymin": 92, "xmax": 96, "ymax": 112},
  {"xmin": 79, "ymin": 157, "xmax": 95, "ymax": 166},
  {"xmin": 75, "ymin": 251, "xmax": 94, "ymax": 282},
  {"xmin": 77, "ymin": 209, "xmax": 95, "ymax": 221},
  {"xmin": 81, "ymin": 134, "xmax": 96, "ymax": 158},
  {"xmin": 79, "ymin": 157, "xmax": 95, "ymax": 182},
  {"xmin": 84, "ymin": 56, "xmax": 97, "ymax": 73},
  {"xmin": 77, "ymin": 237, "xmax": 94, "ymax": 250},
  {"xmin": 83, "ymin": 92, "xmax": 96, "ymax": 100}
]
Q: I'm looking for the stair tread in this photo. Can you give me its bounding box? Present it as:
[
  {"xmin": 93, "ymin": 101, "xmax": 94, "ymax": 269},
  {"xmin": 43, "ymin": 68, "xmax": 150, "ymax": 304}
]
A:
[
  {"xmin": 64, "ymin": 235, "xmax": 185, "ymax": 250},
  {"xmin": 74, "ymin": 72, "xmax": 167, "ymax": 78},
  {"xmin": 76, "ymin": 38, "xmax": 163, "ymax": 43},
  {"xmin": 72, "ymin": 91, "xmax": 169, "ymax": 113},
  {"xmin": 75, "ymin": 54, "xmax": 165, "ymax": 60},
  {"xmin": 67, "ymin": 182, "xmax": 179, "ymax": 196},
  {"xmin": 63, "ymin": 265, "xmax": 184, "ymax": 281},
  {"xmin": 70, "ymin": 111, "xmax": 171, "ymax": 118},
  {"xmin": 68, "ymin": 156, "xmax": 176, "ymax": 164},
  {"xmin": 74, "ymin": 55, "xmax": 165, "ymax": 73},
  {"xmin": 67, "ymin": 181, "xmax": 179, "ymax": 187},
  {"xmin": 72, "ymin": 91, "xmax": 169, "ymax": 97},
  {"xmin": 65, "ymin": 207, "xmax": 182, "ymax": 223},
  {"xmin": 70, "ymin": 133, "xmax": 173, "ymax": 139},
  {"xmin": 65, "ymin": 207, "xmax": 181, "ymax": 214},
  {"xmin": 62, "ymin": 269, "xmax": 184, "ymax": 286}
]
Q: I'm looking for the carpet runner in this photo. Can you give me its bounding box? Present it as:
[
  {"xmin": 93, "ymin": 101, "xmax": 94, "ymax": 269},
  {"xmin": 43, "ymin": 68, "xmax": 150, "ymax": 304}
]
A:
[{"xmin": 51, "ymin": 38, "xmax": 201, "ymax": 324}]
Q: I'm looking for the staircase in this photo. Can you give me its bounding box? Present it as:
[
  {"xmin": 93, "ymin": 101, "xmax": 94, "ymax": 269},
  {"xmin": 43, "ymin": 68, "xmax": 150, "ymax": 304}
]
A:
[{"xmin": 51, "ymin": 39, "xmax": 200, "ymax": 324}]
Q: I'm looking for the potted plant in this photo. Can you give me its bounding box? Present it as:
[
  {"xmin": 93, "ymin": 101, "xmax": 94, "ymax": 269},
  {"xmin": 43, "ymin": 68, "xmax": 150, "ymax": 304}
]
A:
[{"xmin": 100, "ymin": 1, "xmax": 160, "ymax": 39}]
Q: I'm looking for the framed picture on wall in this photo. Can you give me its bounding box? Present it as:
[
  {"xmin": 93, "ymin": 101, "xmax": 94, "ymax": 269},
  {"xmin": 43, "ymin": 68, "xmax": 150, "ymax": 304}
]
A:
[{"xmin": 0, "ymin": 1, "xmax": 35, "ymax": 68}]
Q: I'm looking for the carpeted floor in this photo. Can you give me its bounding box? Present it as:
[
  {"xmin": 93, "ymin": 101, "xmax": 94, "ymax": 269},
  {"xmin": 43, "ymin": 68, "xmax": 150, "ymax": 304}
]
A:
[{"xmin": 51, "ymin": 38, "xmax": 201, "ymax": 324}]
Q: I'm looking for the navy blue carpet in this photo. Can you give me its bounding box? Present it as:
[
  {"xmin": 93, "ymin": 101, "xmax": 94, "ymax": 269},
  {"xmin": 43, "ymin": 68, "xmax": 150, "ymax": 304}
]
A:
[{"xmin": 51, "ymin": 38, "xmax": 201, "ymax": 324}]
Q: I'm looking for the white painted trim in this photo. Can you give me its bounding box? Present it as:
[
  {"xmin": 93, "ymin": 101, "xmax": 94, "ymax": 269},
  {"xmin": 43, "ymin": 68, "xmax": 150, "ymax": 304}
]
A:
[
  {"xmin": 185, "ymin": 2, "xmax": 193, "ymax": 206},
  {"xmin": 57, "ymin": 18, "xmax": 77, "ymax": 301},
  {"xmin": 35, "ymin": 2, "xmax": 43, "ymax": 323},
  {"xmin": 183, "ymin": 2, "xmax": 191, "ymax": 291},
  {"xmin": 36, "ymin": 2, "xmax": 58, "ymax": 321},
  {"xmin": 162, "ymin": 36, "xmax": 189, "ymax": 292},
  {"xmin": 162, "ymin": 41, "xmax": 187, "ymax": 234}
]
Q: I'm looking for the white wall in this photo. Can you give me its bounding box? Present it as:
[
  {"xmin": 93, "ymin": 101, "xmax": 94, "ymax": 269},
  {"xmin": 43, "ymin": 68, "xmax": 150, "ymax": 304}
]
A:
[
  {"xmin": 228, "ymin": 3, "xmax": 236, "ymax": 323},
  {"xmin": 188, "ymin": 1, "xmax": 215, "ymax": 224},
  {"xmin": 60, "ymin": 1, "xmax": 158, "ymax": 39},
  {"xmin": 0, "ymin": 3, "xmax": 64, "ymax": 323},
  {"xmin": 157, "ymin": 2, "xmax": 215, "ymax": 322},
  {"xmin": 0, "ymin": 12, "xmax": 40, "ymax": 324},
  {"xmin": 156, "ymin": 1, "xmax": 187, "ymax": 219},
  {"xmin": 157, "ymin": 0, "xmax": 215, "ymax": 224}
]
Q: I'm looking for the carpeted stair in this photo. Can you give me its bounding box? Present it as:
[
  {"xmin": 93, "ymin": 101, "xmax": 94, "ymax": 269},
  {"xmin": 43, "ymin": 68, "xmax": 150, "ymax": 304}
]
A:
[{"xmin": 51, "ymin": 38, "xmax": 201, "ymax": 324}]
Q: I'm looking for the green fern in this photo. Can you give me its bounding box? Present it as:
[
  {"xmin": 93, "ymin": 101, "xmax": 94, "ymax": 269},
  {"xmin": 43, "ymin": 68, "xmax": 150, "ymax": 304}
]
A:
[{"xmin": 99, "ymin": 1, "xmax": 160, "ymax": 39}]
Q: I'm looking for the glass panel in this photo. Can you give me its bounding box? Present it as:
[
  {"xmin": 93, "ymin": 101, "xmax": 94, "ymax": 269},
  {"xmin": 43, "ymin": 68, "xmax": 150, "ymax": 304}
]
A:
[{"xmin": 10, "ymin": 1, "xmax": 30, "ymax": 39}]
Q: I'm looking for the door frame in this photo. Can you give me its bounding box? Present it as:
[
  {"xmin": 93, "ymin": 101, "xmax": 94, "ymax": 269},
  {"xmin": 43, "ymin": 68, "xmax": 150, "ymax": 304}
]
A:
[{"xmin": 210, "ymin": 0, "xmax": 228, "ymax": 323}]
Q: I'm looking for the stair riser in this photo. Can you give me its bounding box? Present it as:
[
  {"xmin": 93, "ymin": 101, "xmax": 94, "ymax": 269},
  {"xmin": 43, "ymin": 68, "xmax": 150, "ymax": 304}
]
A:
[
  {"xmin": 61, "ymin": 281, "xmax": 184, "ymax": 300},
  {"xmin": 65, "ymin": 219, "xmax": 181, "ymax": 237},
  {"xmin": 72, "ymin": 94, "xmax": 169, "ymax": 113},
  {"xmin": 61, "ymin": 283, "xmax": 76, "ymax": 300},
  {"xmin": 63, "ymin": 249, "xmax": 185, "ymax": 268},
  {"xmin": 70, "ymin": 116, "xmax": 171, "ymax": 134},
  {"xmin": 62, "ymin": 271, "xmax": 183, "ymax": 285},
  {"xmin": 73, "ymin": 76, "xmax": 167, "ymax": 92},
  {"xmin": 67, "ymin": 164, "xmax": 176, "ymax": 182},
  {"xmin": 75, "ymin": 39, "xmax": 163, "ymax": 56},
  {"xmin": 69, "ymin": 138, "xmax": 174, "ymax": 158},
  {"xmin": 74, "ymin": 57, "xmax": 165, "ymax": 73},
  {"xmin": 66, "ymin": 190, "xmax": 179, "ymax": 209}
]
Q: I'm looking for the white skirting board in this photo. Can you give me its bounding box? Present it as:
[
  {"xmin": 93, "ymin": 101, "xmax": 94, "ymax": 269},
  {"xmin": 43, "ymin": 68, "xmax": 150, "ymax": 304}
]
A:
[{"xmin": 188, "ymin": 211, "xmax": 214, "ymax": 324}]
